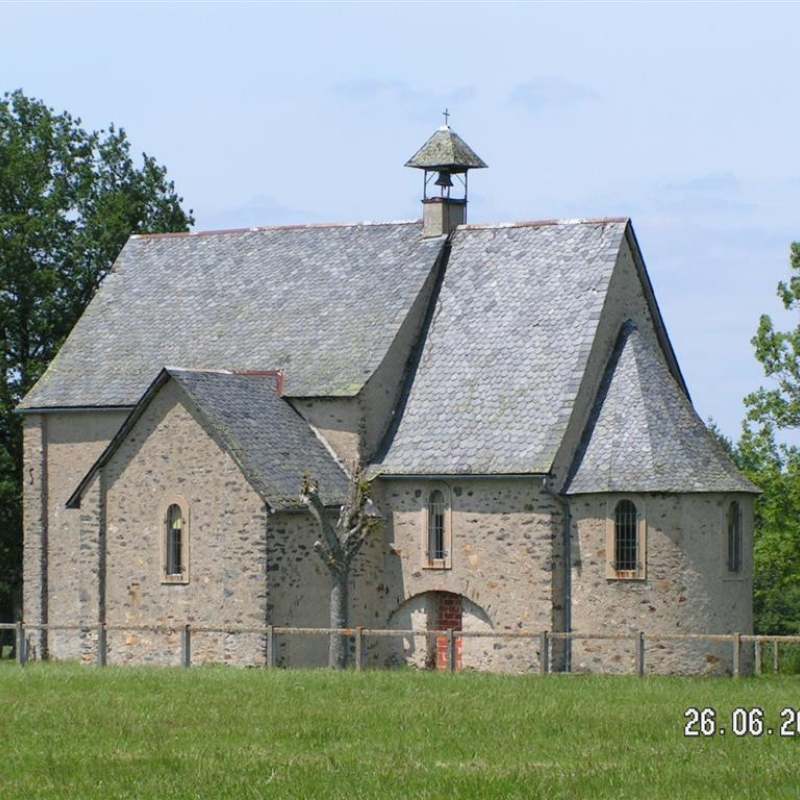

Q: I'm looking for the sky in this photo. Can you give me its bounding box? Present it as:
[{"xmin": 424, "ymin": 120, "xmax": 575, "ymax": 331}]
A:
[{"xmin": 2, "ymin": 1, "xmax": 798, "ymax": 442}]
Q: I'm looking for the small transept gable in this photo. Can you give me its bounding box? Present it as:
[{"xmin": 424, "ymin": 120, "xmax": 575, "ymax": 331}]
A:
[{"xmin": 67, "ymin": 368, "xmax": 350, "ymax": 511}]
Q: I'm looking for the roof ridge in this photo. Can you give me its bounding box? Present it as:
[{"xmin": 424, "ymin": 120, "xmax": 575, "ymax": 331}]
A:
[
  {"xmin": 132, "ymin": 220, "xmax": 423, "ymax": 240},
  {"xmin": 458, "ymin": 217, "xmax": 630, "ymax": 231},
  {"xmin": 165, "ymin": 366, "xmax": 284, "ymax": 377},
  {"xmin": 131, "ymin": 217, "xmax": 630, "ymax": 241},
  {"xmin": 165, "ymin": 366, "xmax": 232, "ymax": 375}
]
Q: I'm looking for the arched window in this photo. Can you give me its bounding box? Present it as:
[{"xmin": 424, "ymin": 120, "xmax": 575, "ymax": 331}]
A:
[
  {"xmin": 166, "ymin": 503, "xmax": 184, "ymax": 577},
  {"xmin": 426, "ymin": 490, "xmax": 447, "ymax": 564},
  {"xmin": 614, "ymin": 499, "xmax": 639, "ymax": 573},
  {"xmin": 727, "ymin": 501, "xmax": 742, "ymax": 573}
]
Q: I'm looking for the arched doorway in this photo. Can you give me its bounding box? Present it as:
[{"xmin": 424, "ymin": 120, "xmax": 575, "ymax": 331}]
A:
[{"xmin": 385, "ymin": 591, "xmax": 493, "ymax": 671}]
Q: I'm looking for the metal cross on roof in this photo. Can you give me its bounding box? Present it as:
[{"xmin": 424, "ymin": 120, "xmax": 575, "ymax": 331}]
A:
[{"xmin": 443, "ymin": 108, "xmax": 450, "ymax": 126}]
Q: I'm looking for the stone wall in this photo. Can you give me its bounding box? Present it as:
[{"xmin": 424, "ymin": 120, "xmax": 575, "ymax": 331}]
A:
[
  {"xmin": 23, "ymin": 409, "xmax": 128, "ymax": 660},
  {"xmin": 24, "ymin": 385, "xmax": 754, "ymax": 676},
  {"xmin": 374, "ymin": 477, "xmax": 560, "ymax": 672},
  {"xmin": 569, "ymin": 492, "xmax": 754, "ymax": 675},
  {"xmin": 97, "ymin": 381, "xmax": 269, "ymax": 666},
  {"xmin": 266, "ymin": 509, "xmax": 387, "ymax": 668},
  {"xmin": 21, "ymin": 414, "xmax": 47, "ymax": 657},
  {"xmin": 249, "ymin": 477, "xmax": 561, "ymax": 673}
]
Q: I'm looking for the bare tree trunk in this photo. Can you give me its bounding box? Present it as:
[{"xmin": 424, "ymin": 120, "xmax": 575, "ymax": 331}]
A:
[
  {"xmin": 301, "ymin": 470, "xmax": 381, "ymax": 671},
  {"xmin": 8, "ymin": 580, "xmax": 22, "ymax": 659},
  {"xmin": 329, "ymin": 567, "xmax": 348, "ymax": 669}
]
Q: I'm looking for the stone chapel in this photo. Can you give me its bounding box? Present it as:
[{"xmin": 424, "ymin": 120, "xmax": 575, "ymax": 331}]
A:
[{"xmin": 19, "ymin": 125, "xmax": 759, "ymax": 673}]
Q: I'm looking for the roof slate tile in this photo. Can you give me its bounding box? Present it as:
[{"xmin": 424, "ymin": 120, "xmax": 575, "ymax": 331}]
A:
[
  {"xmin": 564, "ymin": 323, "xmax": 759, "ymax": 495},
  {"xmin": 373, "ymin": 220, "xmax": 625, "ymax": 475},
  {"xmin": 169, "ymin": 370, "xmax": 350, "ymax": 508},
  {"xmin": 21, "ymin": 223, "xmax": 443, "ymax": 409}
]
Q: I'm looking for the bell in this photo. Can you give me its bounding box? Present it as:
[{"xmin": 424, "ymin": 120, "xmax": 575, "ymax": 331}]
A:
[{"xmin": 434, "ymin": 170, "xmax": 453, "ymax": 188}]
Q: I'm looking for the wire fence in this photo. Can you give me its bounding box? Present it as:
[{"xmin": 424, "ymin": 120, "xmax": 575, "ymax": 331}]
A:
[{"xmin": 2, "ymin": 622, "xmax": 799, "ymax": 677}]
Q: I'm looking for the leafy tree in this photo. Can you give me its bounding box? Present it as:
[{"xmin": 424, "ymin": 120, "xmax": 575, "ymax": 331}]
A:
[
  {"xmin": 734, "ymin": 424, "xmax": 800, "ymax": 634},
  {"xmin": 747, "ymin": 242, "xmax": 800, "ymax": 429},
  {"xmin": 300, "ymin": 468, "xmax": 382, "ymax": 669},
  {"xmin": 736, "ymin": 241, "xmax": 800, "ymax": 635},
  {"xmin": 0, "ymin": 89, "xmax": 193, "ymax": 622}
]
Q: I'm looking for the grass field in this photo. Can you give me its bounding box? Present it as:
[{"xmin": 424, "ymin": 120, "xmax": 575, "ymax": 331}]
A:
[{"xmin": 1, "ymin": 664, "xmax": 799, "ymax": 799}]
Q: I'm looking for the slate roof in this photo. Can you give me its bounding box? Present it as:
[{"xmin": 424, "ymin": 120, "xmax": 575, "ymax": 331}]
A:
[
  {"xmin": 405, "ymin": 126, "xmax": 488, "ymax": 171},
  {"xmin": 373, "ymin": 219, "xmax": 628, "ymax": 475},
  {"xmin": 20, "ymin": 223, "xmax": 444, "ymax": 410},
  {"xmin": 564, "ymin": 323, "xmax": 759, "ymax": 495},
  {"xmin": 67, "ymin": 369, "xmax": 350, "ymax": 510}
]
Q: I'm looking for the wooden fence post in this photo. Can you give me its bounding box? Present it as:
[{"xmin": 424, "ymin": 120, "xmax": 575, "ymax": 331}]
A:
[
  {"xmin": 266, "ymin": 625, "xmax": 275, "ymax": 669},
  {"xmin": 448, "ymin": 629, "xmax": 456, "ymax": 674},
  {"xmin": 733, "ymin": 632, "xmax": 741, "ymax": 678},
  {"xmin": 635, "ymin": 631, "xmax": 645, "ymax": 677},
  {"xmin": 181, "ymin": 624, "xmax": 191, "ymax": 668},
  {"xmin": 774, "ymin": 639, "xmax": 780, "ymax": 674},
  {"xmin": 539, "ymin": 631, "xmax": 549, "ymax": 675},
  {"xmin": 15, "ymin": 622, "xmax": 26, "ymax": 667},
  {"xmin": 565, "ymin": 632, "xmax": 572, "ymax": 675},
  {"xmin": 97, "ymin": 624, "xmax": 107, "ymax": 667},
  {"xmin": 755, "ymin": 638, "xmax": 763, "ymax": 676},
  {"xmin": 354, "ymin": 627, "xmax": 364, "ymax": 672}
]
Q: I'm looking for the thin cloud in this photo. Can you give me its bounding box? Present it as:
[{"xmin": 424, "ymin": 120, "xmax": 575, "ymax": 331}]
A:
[
  {"xmin": 509, "ymin": 77, "xmax": 597, "ymax": 114},
  {"xmin": 665, "ymin": 172, "xmax": 741, "ymax": 193},
  {"xmin": 654, "ymin": 172, "xmax": 754, "ymax": 216},
  {"xmin": 200, "ymin": 195, "xmax": 316, "ymax": 230},
  {"xmin": 654, "ymin": 195, "xmax": 756, "ymax": 215},
  {"xmin": 332, "ymin": 79, "xmax": 477, "ymax": 120}
]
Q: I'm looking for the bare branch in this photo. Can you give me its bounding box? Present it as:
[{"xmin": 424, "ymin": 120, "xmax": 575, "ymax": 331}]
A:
[
  {"xmin": 300, "ymin": 480, "xmax": 342, "ymax": 561},
  {"xmin": 303, "ymin": 470, "xmax": 382, "ymax": 571}
]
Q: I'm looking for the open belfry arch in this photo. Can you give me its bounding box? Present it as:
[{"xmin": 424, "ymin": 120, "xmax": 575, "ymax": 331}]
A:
[{"xmin": 18, "ymin": 119, "xmax": 758, "ymax": 674}]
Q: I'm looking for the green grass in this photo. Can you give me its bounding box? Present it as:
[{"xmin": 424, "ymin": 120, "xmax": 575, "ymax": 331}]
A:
[{"xmin": 1, "ymin": 664, "xmax": 799, "ymax": 799}]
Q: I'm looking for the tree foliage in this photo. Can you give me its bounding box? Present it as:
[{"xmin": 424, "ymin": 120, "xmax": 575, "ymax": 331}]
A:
[
  {"xmin": 724, "ymin": 424, "xmax": 800, "ymax": 634},
  {"xmin": 733, "ymin": 241, "xmax": 800, "ymax": 634},
  {"xmin": 0, "ymin": 90, "xmax": 193, "ymax": 618},
  {"xmin": 747, "ymin": 242, "xmax": 800, "ymax": 429}
]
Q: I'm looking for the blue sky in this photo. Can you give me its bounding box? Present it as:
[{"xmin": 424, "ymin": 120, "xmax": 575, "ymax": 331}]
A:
[{"xmin": 3, "ymin": 1, "xmax": 798, "ymax": 441}]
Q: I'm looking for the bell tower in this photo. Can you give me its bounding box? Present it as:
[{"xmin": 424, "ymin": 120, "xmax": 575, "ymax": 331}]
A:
[{"xmin": 405, "ymin": 111, "xmax": 487, "ymax": 238}]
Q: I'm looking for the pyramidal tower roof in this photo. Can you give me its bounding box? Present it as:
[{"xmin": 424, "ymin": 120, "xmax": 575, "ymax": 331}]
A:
[{"xmin": 405, "ymin": 125, "xmax": 488, "ymax": 171}]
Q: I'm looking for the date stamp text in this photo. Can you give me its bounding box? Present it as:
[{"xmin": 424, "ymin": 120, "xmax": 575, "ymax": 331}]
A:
[{"xmin": 684, "ymin": 707, "xmax": 800, "ymax": 737}]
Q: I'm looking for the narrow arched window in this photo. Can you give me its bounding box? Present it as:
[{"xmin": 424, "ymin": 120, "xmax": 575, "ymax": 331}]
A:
[
  {"xmin": 427, "ymin": 490, "xmax": 447, "ymax": 563},
  {"xmin": 166, "ymin": 504, "xmax": 184, "ymax": 577},
  {"xmin": 727, "ymin": 501, "xmax": 742, "ymax": 573},
  {"xmin": 614, "ymin": 500, "xmax": 638, "ymax": 573}
]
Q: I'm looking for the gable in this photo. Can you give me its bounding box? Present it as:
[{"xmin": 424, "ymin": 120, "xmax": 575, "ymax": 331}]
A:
[
  {"xmin": 548, "ymin": 225, "xmax": 689, "ymax": 488},
  {"xmin": 372, "ymin": 218, "xmax": 628, "ymax": 475},
  {"xmin": 99, "ymin": 379, "xmax": 266, "ymax": 513},
  {"xmin": 68, "ymin": 369, "xmax": 350, "ymax": 510},
  {"xmin": 20, "ymin": 222, "xmax": 445, "ymax": 410}
]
